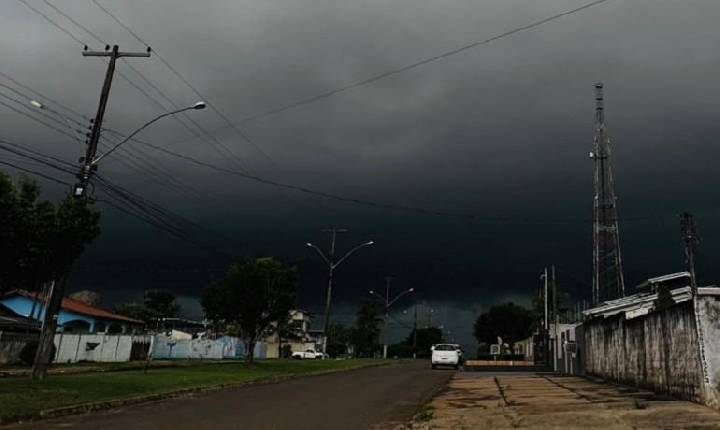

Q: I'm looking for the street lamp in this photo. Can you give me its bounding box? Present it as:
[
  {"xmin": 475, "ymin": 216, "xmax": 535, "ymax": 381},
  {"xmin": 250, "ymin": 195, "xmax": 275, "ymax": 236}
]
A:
[
  {"xmin": 92, "ymin": 101, "xmax": 205, "ymax": 164},
  {"xmin": 307, "ymin": 232, "xmax": 374, "ymax": 355},
  {"xmin": 72, "ymin": 101, "xmax": 205, "ymax": 197},
  {"xmin": 369, "ymin": 278, "xmax": 415, "ymax": 359}
]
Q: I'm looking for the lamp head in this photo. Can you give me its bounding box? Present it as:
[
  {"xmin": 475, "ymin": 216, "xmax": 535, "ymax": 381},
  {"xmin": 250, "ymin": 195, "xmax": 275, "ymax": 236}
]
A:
[
  {"xmin": 193, "ymin": 101, "xmax": 207, "ymax": 110},
  {"xmin": 30, "ymin": 100, "xmax": 43, "ymax": 109}
]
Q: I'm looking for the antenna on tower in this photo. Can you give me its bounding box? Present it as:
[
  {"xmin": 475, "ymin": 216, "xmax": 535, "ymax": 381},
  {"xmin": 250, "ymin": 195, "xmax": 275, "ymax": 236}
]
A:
[{"xmin": 591, "ymin": 82, "xmax": 625, "ymax": 305}]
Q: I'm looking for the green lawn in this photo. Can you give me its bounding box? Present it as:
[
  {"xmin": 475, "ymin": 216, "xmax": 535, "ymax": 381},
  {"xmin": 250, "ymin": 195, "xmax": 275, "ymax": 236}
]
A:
[{"xmin": 0, "ymin": 359, "xmax": 391, "ymax": 422}]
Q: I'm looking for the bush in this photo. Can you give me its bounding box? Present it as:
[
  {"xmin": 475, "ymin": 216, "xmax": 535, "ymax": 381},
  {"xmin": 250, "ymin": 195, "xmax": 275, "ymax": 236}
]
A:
[{"xmin": 19, "ymin": 340, "xmax": 56, "ymax": 365}]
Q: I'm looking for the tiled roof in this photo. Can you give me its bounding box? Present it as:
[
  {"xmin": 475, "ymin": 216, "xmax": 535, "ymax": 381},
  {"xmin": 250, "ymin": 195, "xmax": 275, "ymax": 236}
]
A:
[{"xmin": 7, "ymin": 290, "xmax": 144, "ymax": 325}]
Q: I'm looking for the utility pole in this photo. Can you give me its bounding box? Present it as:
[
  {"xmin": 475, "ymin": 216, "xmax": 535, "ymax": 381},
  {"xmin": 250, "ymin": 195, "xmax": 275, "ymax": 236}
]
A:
[
  {"xmin": 412, "ymin": 303, "xmax": 418, "ymax": 359},
  {"xmin": 552, "ymin": 265, "xmax": 559, "ymax": 373},
  {"xmin": 541, "ymin": 267, "xmax": 549, "ymax": 366},
  {"xmin": 321, "ymin": 227, "xmax": 344, "ymax": 354},
  {"xmin": 307, "ymin": 229, "xmax": 374, "ymax": 355},
  {"xmin": 680, "ymin": 212, "xmax": 700, "ymax": 293},
  {"xmin": 369, "ymin": 277, "xmax": 414, "ymax": 359},
  {"xmin": 31, "ymin": 45, "xmax": 150, "ymax": 381},
  {"xmin": 74, "ymin": 45, "xmax": 151, "ymax": 197},
  {"xmin": 384, "ymin": 277, "xmax": 392, "ymax": 360}
]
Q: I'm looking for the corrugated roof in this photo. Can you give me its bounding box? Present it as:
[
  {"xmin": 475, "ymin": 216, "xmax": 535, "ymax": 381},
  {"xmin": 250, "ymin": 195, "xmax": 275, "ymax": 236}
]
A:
[{"xmin": 5, "ymin": 290, "xmax": 144, "ymax": 325}]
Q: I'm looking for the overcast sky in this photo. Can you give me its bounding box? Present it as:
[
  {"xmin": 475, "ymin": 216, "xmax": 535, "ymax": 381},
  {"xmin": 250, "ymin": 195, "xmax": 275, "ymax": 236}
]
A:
[{"xmin": 2, "ymin": 0, "xmax": 719, "ymax": 349}]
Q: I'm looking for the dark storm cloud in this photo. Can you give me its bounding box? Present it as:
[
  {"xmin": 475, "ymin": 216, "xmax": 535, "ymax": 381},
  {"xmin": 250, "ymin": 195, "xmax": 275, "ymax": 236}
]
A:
[{"xmin": 2, "ymin": 0, "xmax": 720, "ymax": 343}]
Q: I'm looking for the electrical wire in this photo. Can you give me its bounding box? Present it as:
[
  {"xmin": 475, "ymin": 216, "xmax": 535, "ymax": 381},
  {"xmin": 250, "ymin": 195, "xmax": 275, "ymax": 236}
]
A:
[
  {"xmin": 91, "ymin": 0, "xmax": 273, "ymax": 162},
  {"xmin": 16, "ymin": 0, "xmax": 249, "ymax": 174},
  {"xmin": 236, "ymin": 0, "xmax": 613, "ymax": 124},
  {"xmin": 1, "ymin": 75, "xmax": 207, "ymax": 199},
  {"xmin": 0, "ymin": 158, "xmax": 71, "ymax": 186}
]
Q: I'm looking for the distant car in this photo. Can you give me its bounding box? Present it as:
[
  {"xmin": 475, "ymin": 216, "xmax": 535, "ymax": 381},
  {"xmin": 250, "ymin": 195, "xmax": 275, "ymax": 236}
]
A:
[
  {"xmin": 431, "ymin": 344, "xmax": 460, "ymax": 369},
  {"xmin": 449, "ymin": 344, "xmax": 464, "ymax": 365},
  {"xmin": 291, "ymin": 349, "xmax": 325, "ymax": 359}
]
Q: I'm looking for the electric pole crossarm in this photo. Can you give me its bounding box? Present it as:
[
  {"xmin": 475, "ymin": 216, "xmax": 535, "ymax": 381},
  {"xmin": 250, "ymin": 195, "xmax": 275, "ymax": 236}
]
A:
[{"xmin": 82, "ymin": 50, "xmax": 151, "ymax": 58}]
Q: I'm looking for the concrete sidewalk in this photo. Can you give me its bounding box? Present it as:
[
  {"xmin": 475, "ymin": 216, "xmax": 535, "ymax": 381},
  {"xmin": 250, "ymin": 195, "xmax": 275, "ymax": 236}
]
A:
[{"xmin": 404, "ymin": 372, "xmax": 720, "ymax": 429}]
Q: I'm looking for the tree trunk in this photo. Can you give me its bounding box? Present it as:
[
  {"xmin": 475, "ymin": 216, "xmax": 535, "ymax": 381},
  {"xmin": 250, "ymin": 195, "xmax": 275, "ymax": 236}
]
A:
[
  {"xmin": 278, "ymin": 336, "xmax": 283, "ymax": 359},
  {"xmin": 244, "ymin": 337, "xmax": 256, "ymax": 365},
  {"xmin": 32, "ymin": 277, "xmax": 65, "ymax": 380}
]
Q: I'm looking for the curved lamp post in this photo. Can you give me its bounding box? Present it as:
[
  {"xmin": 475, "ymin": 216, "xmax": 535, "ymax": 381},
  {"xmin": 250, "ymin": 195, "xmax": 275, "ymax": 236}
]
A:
[
  {"xmin": 370, "ymin": 279, "xmax": 415, "ymax": 358},
  {"xmin": 307, "ymin": 238, "xmax": 374, "ymax": 355}
]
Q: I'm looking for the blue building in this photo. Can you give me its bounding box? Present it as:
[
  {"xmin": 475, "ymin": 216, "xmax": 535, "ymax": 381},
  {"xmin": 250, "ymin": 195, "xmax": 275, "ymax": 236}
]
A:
[{"xmin": 1, "ymin": 290, "xmax": 144, "ymax": 334}]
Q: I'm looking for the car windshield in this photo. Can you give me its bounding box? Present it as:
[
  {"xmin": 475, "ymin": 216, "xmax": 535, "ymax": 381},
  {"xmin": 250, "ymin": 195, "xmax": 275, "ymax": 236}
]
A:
[{"xmin": 434, "ymin": 345, "xmax": 456, "ymax": 351}]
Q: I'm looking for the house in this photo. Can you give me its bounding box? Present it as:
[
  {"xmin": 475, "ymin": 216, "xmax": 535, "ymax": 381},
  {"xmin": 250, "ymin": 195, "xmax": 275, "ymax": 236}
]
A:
[
  {"xmin": 264, "ymin": 310, "xmax": 325, "ymax": 358},
  {"xmin": 1, "ymin": 290, "xmax": 144, "ymax": 334},
  {"xmin": 0, "ymin": 303, "xmax": 39, "ymax": 333}
]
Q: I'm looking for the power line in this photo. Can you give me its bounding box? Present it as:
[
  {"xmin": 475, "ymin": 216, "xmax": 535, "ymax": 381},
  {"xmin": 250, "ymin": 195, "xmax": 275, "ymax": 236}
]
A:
[
  {"xmin": 94, "ymin": 178, "xmax": 233, "ymax": 259},
  {"xmin": 15, "ymin": 0, "xmax": 243, "ymax": 176},
  {"xmin": 16, "ymin": 0, "xmax": 88, "ymax": 46},
  {"xmin": 0, "ymin": 73, "xmax": 211, "ymax": 200},
  {"xmin": 41, "ymin": 0, "xmax": 106, "ymax": 45},
  {"xmin": 91, "ymin": 0, "xmax": 273, "ymax": 162},
  {"xmin": 237, "ymin": 0, "xmax": 613, "ymax": 124},
  {"xmin": 0, "ymin": 158, "xmax": 71, "ymax": 185},
  {"xmin": 128, "ymin": 133, "xmax": 661, "ymax": 224},
  {"xmin": 0, "ymin": 138, "xmax": 75, "ymax": 170}
]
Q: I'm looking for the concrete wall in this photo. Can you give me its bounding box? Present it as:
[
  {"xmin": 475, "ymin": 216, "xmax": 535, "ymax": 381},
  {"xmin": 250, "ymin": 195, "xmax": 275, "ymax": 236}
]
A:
[
  {"xmin": 150, "ymin": 335, "xmax": 266, "ymax": 360},
  {"xmin": 694, "ymin": 296, "xmax": 720, "ymax": 408},
  {"xmin": 52, "ymin": 334, "xmax": 151, "ymax": 363},
  {"xmin": 582, "ymin": 300, "xmax": 703, "ymax": 402},
  {"xmin": 0, "ymin": 332, "xmax": 37, "ymax": 364}
]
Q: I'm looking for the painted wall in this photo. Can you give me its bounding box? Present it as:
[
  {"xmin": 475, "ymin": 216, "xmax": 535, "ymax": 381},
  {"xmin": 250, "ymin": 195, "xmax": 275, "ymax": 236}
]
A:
[
  {"xmin": 582, "ymin": 300, "xmax": 703, "ymax": 402},
  {"xmin": 52, "ymin": 334, "xmax": 151, "ymax": 363},
  {"xmin": 151, "ymin": 335, "xmax": 266, "ymax": 360}
]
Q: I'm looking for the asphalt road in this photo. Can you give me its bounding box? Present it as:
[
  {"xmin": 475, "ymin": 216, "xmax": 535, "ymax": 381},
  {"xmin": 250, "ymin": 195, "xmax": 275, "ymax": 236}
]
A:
[{"xmin": 12, "ymin": 361, "xmax": 452, "ymax": 430}]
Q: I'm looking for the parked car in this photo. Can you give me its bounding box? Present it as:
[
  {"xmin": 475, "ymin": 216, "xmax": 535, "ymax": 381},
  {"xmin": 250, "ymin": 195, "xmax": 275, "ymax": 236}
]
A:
[
  {"xmin": 431, "ymin": 344, "xmax": 461, "ymax": 369},
  {"xmin": 291, "ymin": 348, "xmax": 325, "ymax": 359}
]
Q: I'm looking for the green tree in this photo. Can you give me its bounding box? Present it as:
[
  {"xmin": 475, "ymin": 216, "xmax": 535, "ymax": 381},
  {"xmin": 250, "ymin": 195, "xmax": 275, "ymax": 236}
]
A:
[
  {"xmin": 0, "ymin": 173, "xmax": 101, "ymax": 381},
  {"xmin": 0, "ymin": 174, "xmax": 100, "ymax": 294},
  {"xmin": 276, "ymin": 317, "xmax": 305, "ymax": 358},
  {"xmin": 113, "ymin": 302, "xmax": 155, "ymax": 323},
  {"xmin": 326, "ymin": 324, "xmax": 352, "ymax": 357},
  {"xmin": 352, "ymin": 299, "xmax": 384, "ymax": 357},
  {"xmin": 473, "ymin": 302, "xmax": 535, "ymax": 347},
  {"xmin": 114, "ymin": 290, "xmax": 181, "ymax": 324},
  {"xmin": 202, "ymin": 258, "xmax": 297, "ymax": 364},
  {"xmin": 410, "ymin": 327, "xmax": 444, "ymax": 357}
]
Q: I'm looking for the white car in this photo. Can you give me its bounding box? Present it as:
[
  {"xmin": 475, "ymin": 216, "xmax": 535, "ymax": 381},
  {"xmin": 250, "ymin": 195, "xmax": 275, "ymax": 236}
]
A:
[
  {"xmin": 431, "ymin": 344, "xmax": 460, "ymax": 369},
  {"xmin": 291, "ymin": 349, "xmax": 325, "ymax": 360}
]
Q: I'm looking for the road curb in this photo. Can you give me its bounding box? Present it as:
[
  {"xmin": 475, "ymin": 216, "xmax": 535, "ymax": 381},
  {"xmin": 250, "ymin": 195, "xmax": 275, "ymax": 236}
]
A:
[{"xmin": 1, "ymin": 361, "xmax": 395, "ymax": 427}]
